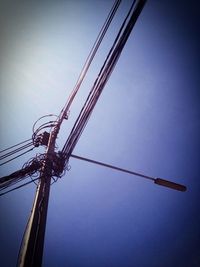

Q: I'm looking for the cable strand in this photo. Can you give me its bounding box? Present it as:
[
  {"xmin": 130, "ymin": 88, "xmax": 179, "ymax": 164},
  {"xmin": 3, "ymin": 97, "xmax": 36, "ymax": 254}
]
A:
[
  {"xmin": 0, "ymin": 138, "xmax": 32, "ymax": 154},
  {"xmin": 0, "ymin": 147, "xmax": 35, "ymax": 166}
]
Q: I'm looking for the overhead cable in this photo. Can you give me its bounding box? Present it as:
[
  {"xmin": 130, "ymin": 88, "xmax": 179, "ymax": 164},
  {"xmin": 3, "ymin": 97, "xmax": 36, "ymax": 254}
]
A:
[
  {"xmin": 0, "ymin": 142, "xmax": 33, "ymax": 161},
  {"xmin": 53, "ymin": 0, "xmax": 122, "ymax": 138},
  {"xmin": 0, "ymin": 177, "xmax": 40, "ymax": 197},
  {"xmin": 0, "ymin": 138, "xmax": 32, "ymax": 154},
  {"xmin": 0, "ymin": 147, "xmax": 35, "ymax": 166},
  {"xmin": 0, "ymin": 157, "xmax": 41, "ymax": 190},
  {"xmin": 62, "ymin": 0, "xmax": 146, "ymax": 162}
]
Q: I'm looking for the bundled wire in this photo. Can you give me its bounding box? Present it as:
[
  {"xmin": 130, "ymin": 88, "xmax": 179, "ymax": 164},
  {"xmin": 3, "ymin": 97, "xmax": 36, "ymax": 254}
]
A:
[
  {"xmin": 62, "ymin": 0, "xmax": 146, "ymax": 163},
  {"xmin": 0, "ymin": 113, "xmax": 60, "ymax": 192},
  {"xmin": 52, "ymin": 0, "xmax": 122, "ymax": 138},
  {"xmin": 0, "ymin": 138, "xmax": 34, "ymax": 166},
  {"xmin": 0, "ymin": 114, "xmax": 55, "ymax": 166},
  {"xmin": 0, "ymin": 114, "xmax": 57, "ymax": 167},
  {"xmin": 0, "ymin": 147, "xmax": 35, "ymax": 167},
  {"xmin": 0, "ymin": 155, "xmax": 43, "ymax": 192},
  {"xmin": 32, "ymin": 114, "xmax": 58, "ymax": 146},
  {"xmin": 0, "ymin": 151, "xmax": 67, "ymax": 196},
  {"xmin": 0, "ymin": 138, "xmax": 32, "ymax": 154},
  {"xmin": 0, "ymin": 142, "xmax": 33, "ymax": 161},
  {"xmin": 0, "ymin": 177, "xmax": 40, "ymax": 197}
]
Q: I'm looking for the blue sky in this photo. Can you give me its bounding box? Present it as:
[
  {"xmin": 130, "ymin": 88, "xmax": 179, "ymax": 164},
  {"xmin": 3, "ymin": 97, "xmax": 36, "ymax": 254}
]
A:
[{"xmin": 0, "ymin": 1, "xmax": 200, "ymax": 266}]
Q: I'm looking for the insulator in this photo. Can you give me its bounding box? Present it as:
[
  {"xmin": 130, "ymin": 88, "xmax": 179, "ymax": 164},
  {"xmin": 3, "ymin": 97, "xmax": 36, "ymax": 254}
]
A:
[{"xmin": 33, "ymin": 132, "xmax": 50, "ymax": 147}]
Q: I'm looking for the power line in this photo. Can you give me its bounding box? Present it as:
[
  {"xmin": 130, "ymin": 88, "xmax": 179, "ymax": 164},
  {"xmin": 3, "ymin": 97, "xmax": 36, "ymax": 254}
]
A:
[
  {"xmin": 0, "ymin": 177, "xmax": 39, "ymax": 197},
  {"xmin": 0, "ymin": 138, "xmax": 32, "ymax": 154},
  {"xmin": 0, "ymin": 142, "xmax": 33, "ymax": 160},
  {"xmin": 54, "ymin": 0, "xmax": 122, "ymax": 136},
  {"xmin": 0, "ymin": 147, "xmax": 35, "ymax": 166},
  {"xmin": 61, "ymin": 0, "xmax": 145, "ymax": 162},
  {"xmin": 0, "ymin": 156, "xmax": 41, "ymax": 190}
]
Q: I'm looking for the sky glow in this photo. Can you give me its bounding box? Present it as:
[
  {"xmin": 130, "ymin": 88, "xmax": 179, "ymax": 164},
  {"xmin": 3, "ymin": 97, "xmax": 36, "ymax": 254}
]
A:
[{"xmin": 0, "ymin": 1, "xmax": 199, "ymax": 267}]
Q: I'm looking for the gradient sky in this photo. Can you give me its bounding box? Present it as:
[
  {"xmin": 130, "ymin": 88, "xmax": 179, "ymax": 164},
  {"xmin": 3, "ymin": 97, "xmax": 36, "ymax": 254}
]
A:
[{"xmin": 0, "ymin": 1, "xmax": 200, "ymax": 267}]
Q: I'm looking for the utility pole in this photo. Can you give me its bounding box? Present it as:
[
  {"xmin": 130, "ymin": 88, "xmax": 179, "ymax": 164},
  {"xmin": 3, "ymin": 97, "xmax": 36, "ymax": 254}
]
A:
[
  {"xmin": 16, "ymin": 1, "xmax": 149, "ymax": 266},
  {"xmin": 16, "ymin": 0, "xmax": 125, "ymax": 265},
  {"xmin": 12, "ymin": 1, "xmax": 187, "ymax": 266},
  {"xmin": 0, "ymin": 1, "xmax": 187, "ymax": 267},
  {"xmin": 17, "ymin": 129, "xmax": 58, "ymax": 267}
]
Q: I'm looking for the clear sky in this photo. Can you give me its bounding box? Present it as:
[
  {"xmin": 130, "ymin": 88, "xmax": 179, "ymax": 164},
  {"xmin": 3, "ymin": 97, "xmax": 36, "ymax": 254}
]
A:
[{"xmin": 0, "ymin": 1, "xmax": 200, "ymax": 267}]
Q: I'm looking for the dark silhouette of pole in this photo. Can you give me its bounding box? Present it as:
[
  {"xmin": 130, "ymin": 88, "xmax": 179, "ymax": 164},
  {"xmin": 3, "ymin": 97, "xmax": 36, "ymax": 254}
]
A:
[{"xmin": 17, "ymin": 131, "xmax": 56, "ymax": 267}]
